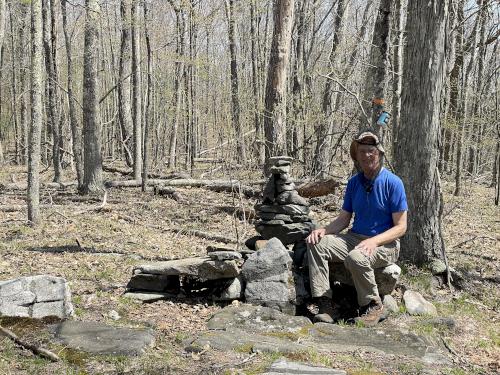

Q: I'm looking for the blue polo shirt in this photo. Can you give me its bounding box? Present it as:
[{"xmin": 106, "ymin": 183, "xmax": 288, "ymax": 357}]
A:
[{"xmin": 342, "ymin": 168, "xmax": 408, "ymax": 236}]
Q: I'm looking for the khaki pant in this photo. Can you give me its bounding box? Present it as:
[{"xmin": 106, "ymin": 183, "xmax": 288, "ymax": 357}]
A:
[{"xmin": 307, "ymin": 231, "xmax": 399, "ymax": 306}]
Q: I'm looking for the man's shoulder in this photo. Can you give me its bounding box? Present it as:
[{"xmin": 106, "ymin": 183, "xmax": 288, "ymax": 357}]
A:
[{"xmin": 380, "ymin": 168, "xmax": 403, "ymax": 183}]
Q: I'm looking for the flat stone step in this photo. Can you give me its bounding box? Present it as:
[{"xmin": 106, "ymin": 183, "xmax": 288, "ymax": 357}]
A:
[{"xmin": 50, "ymin": 321, "xmax": 154, "ymax": 356}]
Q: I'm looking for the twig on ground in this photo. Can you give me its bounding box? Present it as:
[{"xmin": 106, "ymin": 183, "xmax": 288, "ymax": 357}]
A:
[
  {"xmin": 451, "ymin": 235, "xmax": 497, "ymax": 249},
  {"xmin": 0, "ymin": 325, "xmax": 60, "ymax": 362}
]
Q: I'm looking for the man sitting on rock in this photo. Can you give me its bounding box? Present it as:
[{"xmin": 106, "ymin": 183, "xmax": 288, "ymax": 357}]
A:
[{"xmin": 306, "ymin": 130, "xmax": 407, "ymax": 326}]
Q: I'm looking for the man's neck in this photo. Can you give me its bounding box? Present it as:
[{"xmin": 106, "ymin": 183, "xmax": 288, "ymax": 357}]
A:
[{"xmin": 363, "ymin": 166, "xmax": 382, "ymax": 180}]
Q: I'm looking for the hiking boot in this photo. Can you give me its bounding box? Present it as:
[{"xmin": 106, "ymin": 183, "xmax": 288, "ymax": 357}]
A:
[
  {"xmin": 313, "ymin": 297, "xmax": 339, "ymax": 324},
  {"xmin": 354, "ymin": 299, "xmax": 385, "ymax": 327}
]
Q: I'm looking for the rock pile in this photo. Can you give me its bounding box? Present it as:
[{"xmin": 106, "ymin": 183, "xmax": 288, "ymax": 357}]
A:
[
  {"xmin": 0, "ymin": 275, "xmax": 73, "ymax": 319},
  {"xmin": 127, "ymin": 239, "xmax": 300, "ymax": 314},
  {"xmin": 255, "ymin": 156, "xmax": 315, "ymax": 246}
]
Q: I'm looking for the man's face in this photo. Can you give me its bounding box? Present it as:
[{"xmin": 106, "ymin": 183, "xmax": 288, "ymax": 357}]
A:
[{"xmin": 356, "ymin": 143, "xmax": 380, "ymax": 173}]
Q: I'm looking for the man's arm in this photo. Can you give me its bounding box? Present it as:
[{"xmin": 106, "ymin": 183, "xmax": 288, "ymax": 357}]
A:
[
  {"xmin": 306, "ymin": 210, "xmax": 352, "ymax": 245},
  {"xmin": 354, "ymin": 211, "xmax": 407, "ymax": 256}
]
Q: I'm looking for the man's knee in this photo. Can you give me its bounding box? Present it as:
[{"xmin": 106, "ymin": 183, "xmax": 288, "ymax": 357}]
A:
[{"xmin": 344, "ymin": 249, "xmax": 369, "ymax": 270}]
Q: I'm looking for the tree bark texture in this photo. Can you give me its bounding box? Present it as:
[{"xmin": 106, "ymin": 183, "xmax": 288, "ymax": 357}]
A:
[
  {"xmin": 142, "ymin": 1, "xmax": 152, "ymax": 192},
  {"xmin": 394, "ymin": 0, "xmax": 448, "ymax": 265},
  {"xmin": 82, "ymin": 0, "xmax": 104, "ymax": 194},
  {"xmin": 263, "ymin": 0, "xmax": 294, "ymax": 165},
  {"xmin": 361, "ymin": 0, "xmax": 391, "ymax": 137},
  {"xmin": 61, "ymin": 0, "xmax": 84, "ymax": 188},
  {"xmin": 27, "ymin": 0, "xmax": 43, "ymax": 224},
  {"xmin": 118, "ymin": 0, "xmax": 133, "ymax": 167},
  {"xmin": 131, "ymin": 0, "xmax": 142, "ymax": 179},
  {"xmin": 226, "ymin": 0, "xmax": 245, "ymax": 163}
]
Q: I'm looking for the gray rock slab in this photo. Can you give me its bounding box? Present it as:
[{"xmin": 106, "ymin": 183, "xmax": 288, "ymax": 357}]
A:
[
  {"xmin": 0, "ymin": 275, "xmax": 73, "ymax": 319},
  {"xmin": 207, "ymin": 251, "xmax": 242, "ymax": 261},
  {"xmin": 212, "ymin": 276, "xmax": 243, "ymax": 301},
  {"xmin": 256, "ymin": 204, "xmax": 310, "ymax": 216},
  {"xmin": 242, "ymin": 238, "xmax": 291, "ymax": 281},
  {"xmin": 257, "ymin": 212, "xmax": 294, "ymax": 223},
  {"xmin": 270, "ymin": 165, "xmax": 290, "ymax": 175},
  {"xmin": 206, "ymin": 304, "xmax": 311, "ymax": 333},
  {"xmin": 276, "ymin": 191, "xmax": 308, "ymax": 206},
  {"xmin": 127, "ymin": 274, "xmax": 180, "ymax": 293},
  {"xmin": 123, "ymin": 291, "xmax": 175, "ymax": 302},
  {"xmin": 193, "ymin": 327, "xmax": 308, "ymax": 354},
  {"xmin": 306, "ymin": 323, "xmax": 450, "ymax": 364},
  {"xmin": 256, "ymin": 222, "xmax": 315, "ymax": 245},
  {"xmin": 263, "ymin": 359, "xmax": 346, "ymax": 375},
  {"xmin": 383, "ymin": 295, "xmax": 399, "ymax": 313},
  {"xmin": 134, "ymin": 257, "xmax": 239, "ymax": 280},
  {"xmin": 245, "ymin": 280, "xmax": 289, "ymax": 304},
  {"xmin": 51, "ymin": 321, "xmax": 155, "ymax": 356},
  {"xmin": 276, "ymin": 182, "xmax": 296, "ymax": 193},
  {"xmin": 403, "ymin": 291, "xmax": 438, "ymax": 317}
]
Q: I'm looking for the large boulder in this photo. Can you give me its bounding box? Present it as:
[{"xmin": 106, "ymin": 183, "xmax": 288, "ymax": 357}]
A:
[
  {"xmin": 242, "ymin": 238, "xmax": 296, "ymax": 314},
  {"xmin": 0, "ymin": 275, "xmax": 73, "ymax": 319}
]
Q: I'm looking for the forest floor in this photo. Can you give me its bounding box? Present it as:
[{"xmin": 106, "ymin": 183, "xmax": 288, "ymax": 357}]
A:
[{"xmin": 0, "ymin": 163, "xmax": 498, "ymax": 375}]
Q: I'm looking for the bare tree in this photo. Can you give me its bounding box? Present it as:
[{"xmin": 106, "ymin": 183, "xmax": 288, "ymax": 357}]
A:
[
  {"xmin": 61, "ymin": 0, "xmax": 84, "ymax": 188},
  {"xmin": 81, "ymin": 0, "xmax": 104, "ymax": 194},
  {"xmin": 0, "ymin": 0, "xmax": 5, "ymax": 164},
  {"xmin": 263, "ymin": 0, "xmax": 294, "ymax": 166},
  {"xmin": 118, "ymin": 0, "xmax": 133, "ymax": 167},
  {"xmin": 27, "ymin": 0, "xmax": 43, "ymax": 224},
  {"xmin": 394, "ymin": 0, "xmax": 448, "ymax": 265},
  {"xmin": 226, "ymin": 0, "xmax": 246, "ymax": 163},
  {"xmin": 131, "ymin": 0, "xmax": 142, "ymax": 179}
]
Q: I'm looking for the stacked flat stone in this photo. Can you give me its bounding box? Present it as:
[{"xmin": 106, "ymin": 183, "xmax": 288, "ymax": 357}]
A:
[{"xmin": 255, "ymin": 156, "xmax": 315, "ymax": 245}]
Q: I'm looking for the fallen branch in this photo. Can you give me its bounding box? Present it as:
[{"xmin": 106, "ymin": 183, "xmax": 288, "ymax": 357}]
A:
[
  {"xmin": 153, "ymin": 186, "xmax": 187, "ymax": 203},
  {"xmin": 0, "ymin": 325, "xmax": 60, "ymax": 362},
  {"xmin": 297, "ymin": 178, "xmax": 341, "ymax": 198},
  {"xmin": 105, "ymin": 179, "xmax": 261, "ymax": 198},
  {"xmin": 451, "ymin": 235, "xmax": 497, "ymax": 249}
]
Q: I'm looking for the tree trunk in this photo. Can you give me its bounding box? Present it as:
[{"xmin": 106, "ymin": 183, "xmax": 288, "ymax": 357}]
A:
[
  {"xmin": 167, "ymin": 0, "xmax": 185, "ymax": 169},
  {"xmin": 263, "ymin": 0, "xmax": 294, "ymax": 167},
  {"xmin": 81, "ymin": 0, "xmax": 104, "ymax": 194},
  {"xmin": 394, "ymin": 0, "xmax": 447, "ymax": 265},
  {"xmin": 61, "ymin": 0, "xmax": 84, "ymax": 188},
  {"xmin": 131, "ymin": 0, "xmax": 142, "ymax": 179},
  {"xmin": 226, "ymin": 0, "xmax": 246, "ymax": 164},
  {"xmin": 390, "ymin": 0, "xmax": 404, "ymax": 143},
  {"xmin": 250, "ymin": 0, "xmax": 265, "ymax": 165},
  {"xmin": 27, "ymin": 0, "xmax": 43, "ymax": 224},
  {"xmin": 361, "ymin": 0, "xmax": 392, "ymax": 139},
  {"xmin": 118, "ymin": 0, "xmax": 133, "ymax": 167},
  {"xmin": 312, "ymin": 0, "xmax": 348, "ymax": 178},
  {"xmin": 42, "ymin": 0, "xmax": 61, "ymax": 182},
  {"xmin": 0, "ymin": 0, "xmax": 5, "ymax": 165},
  {"xmin": 142, "ymin": 1, "xmax": 152, "ymax": 192},
  {"xmin": 8, "ymin": 3, "xmax": 19, "ymax": 164}
]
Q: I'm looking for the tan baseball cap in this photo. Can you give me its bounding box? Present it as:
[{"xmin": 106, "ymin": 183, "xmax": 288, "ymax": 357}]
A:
[{"xmin": 349, "ymin": 131, "xmax": 385, "ymax": 161}]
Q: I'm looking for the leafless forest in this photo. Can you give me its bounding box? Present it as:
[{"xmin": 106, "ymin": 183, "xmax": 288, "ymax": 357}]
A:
[{"xmin": 0, "ymin": 0, "xmax": 498, "ymax": 190}]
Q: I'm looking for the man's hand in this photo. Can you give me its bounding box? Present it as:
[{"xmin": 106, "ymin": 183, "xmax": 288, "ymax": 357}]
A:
[
  {"xmin": 306, "ymin": 228, "xmax": 327, "ymax": 245},
  {"xmin": 354, "ymin": 238, "xmax": 379, "ymax": 257}
]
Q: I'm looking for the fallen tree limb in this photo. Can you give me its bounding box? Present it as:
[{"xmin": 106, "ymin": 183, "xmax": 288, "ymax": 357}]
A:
[
  {"xmin": 0, "ymin": 181, "xmax": 77, "ymax": 191},
  {"xmin": 0, "ymin": 325, "xmax": 60, "ymax": 362},
  {"xmin": 153, "ymin": 186, "xmax": 187, "ymax": 202},
  {"xmin": 297, "ymin": 178, "xmax": 342, "ymax": 198},
  {"xmin": 103, "ymin": 165, "xmax": 190, "ymax": 180},
  {"xmin": 106, "ymin": 179, "xmax": 261, "ymax": 198}
]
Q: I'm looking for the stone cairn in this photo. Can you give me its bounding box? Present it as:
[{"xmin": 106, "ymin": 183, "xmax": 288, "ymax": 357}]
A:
[
  {"xmin": 254, "ymin": 156, "xmax": 315, "ymax": 262},
  {"xmin": 125, "ymin": 156, "xmax": 401, "ymax": 316}
]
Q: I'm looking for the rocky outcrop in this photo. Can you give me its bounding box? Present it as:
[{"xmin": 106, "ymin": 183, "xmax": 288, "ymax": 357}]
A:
[{"xmin": 0, "ymin": 275, "xmax": 73, "ymax": 319}]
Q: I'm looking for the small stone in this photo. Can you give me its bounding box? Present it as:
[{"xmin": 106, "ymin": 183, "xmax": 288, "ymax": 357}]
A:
[
  {"xmin": 383, "ymin": 295, "xmax": 399, "ymax": 313},
  {"xmin": 269, "ymin": 165, "xmax": 290, "ymax": 175},
  {"xmin": 123, "ymin": 292, "xmax": 173, "ymax": 302},
  {"xmin": 257, "ymin": 212, "xmax": 293, "ymax": 223},
  {"xmin": 268, "ymin": 156, "xmax": 293, "ymax": 165},
  {"xmin": 403, "ymin": 290, "xmax": 438, "ymax": 317},
  {"xmin": 255, "ymin": 204, "xmax": 310, "ymax": 216},
  {"xmin": 256, "ymin": 219, "xmax": 286, "ymax": 226},
  {"xmin": 207, "ymin": 251, "xmax": 243, "ymax": 261},
  {"xmin": 276, "ymin": 191, "xmax": 308, "ymax": 206},
  {"xmin": 107, "ymin": 310, "xmax": 121, "ymax": 320},
  {"xmin": 424, "ymin": 317, "xmax": 455, "ymax": 329},
  {"xmin": 212, "ymin": 276, "xmax": 243, "ymax": 301},
  {"xmin": 429, "ymin": 259, "xmax": 447, "ymax": 275}
]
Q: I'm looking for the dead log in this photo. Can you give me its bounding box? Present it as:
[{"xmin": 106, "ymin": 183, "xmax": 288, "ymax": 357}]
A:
[
  {"xmin": 0, "ymin": 181, "xmax": 77, "ymax": 191},
  {"xmin": 103, "ymin": 165, "xmax": 190, "ymax": 180},
  {"xmin": 106, "ymin": 179, "xmax": 261, "ymax": 198},
  {"xmin": 0, "ymin": 325, "xmax": 60, "ymax": 362},
  {"xmin": 153, "ymin": 186, "xmax": 187, "ymax": 202},
  {"xmin": 297, "ymin": 178, "xmax": 342, "ymax": 198}
]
